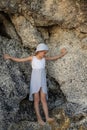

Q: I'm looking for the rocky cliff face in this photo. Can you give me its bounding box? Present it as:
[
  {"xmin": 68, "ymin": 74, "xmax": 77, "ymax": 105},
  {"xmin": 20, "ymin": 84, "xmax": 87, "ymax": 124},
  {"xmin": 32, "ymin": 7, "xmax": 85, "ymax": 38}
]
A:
[{"xmin": 0, "ymin": 0, "xmax": 87, "ymax": 130}]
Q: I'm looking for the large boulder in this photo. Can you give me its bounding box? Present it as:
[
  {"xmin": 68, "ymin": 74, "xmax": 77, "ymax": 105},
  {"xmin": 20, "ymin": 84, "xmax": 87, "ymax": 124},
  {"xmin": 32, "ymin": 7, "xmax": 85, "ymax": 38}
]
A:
[
  {"xmin": 0, "ymin": 0, "xmax": 87, "ymax": 130},
  {"xmin": 0, "ymin": 13, "xmax": 19, "ymax": 40},
  {"xmin": 0, "ymin": 36, "xmax": 31, "ymax": 129},
  {"xmin": 0, "ymin": 0, "xmax": 86, "ymax": 28},
  {"xmin": 47, "ymin": 27, "xmax": 87, "ymax": 106},
  {"xmin": 11, "ymin": 15, "xmax": 43, "ymax": 47}
]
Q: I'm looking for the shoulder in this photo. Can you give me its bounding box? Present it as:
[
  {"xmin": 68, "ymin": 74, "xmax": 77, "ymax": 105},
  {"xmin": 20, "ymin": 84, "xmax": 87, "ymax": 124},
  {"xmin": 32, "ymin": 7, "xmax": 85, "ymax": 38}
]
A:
[
  {"xmin": 27, "ymin": 56, "xmax": 33, "ymax": 61},
  {"xmin": 44, "ymin": 56, "xmax": 50, "ymax": 60}
]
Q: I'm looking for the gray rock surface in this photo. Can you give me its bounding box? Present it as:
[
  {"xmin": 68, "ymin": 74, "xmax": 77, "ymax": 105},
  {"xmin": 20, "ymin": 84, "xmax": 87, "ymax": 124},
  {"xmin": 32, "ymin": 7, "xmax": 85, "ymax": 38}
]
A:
[
  {"xmin": 0, "ymin": 36, "xmax": 30, "ymax": 129},
  {"xmin": 47, "ymin": 28, "xmax": 87, "ymax": 106},
  {"xmin": 0, "ymin": 0, "xmax": 87, "ymax": 130},
  {"xmin": 11, "ymin": 15, "xmax": 43, "ymax": 47}
]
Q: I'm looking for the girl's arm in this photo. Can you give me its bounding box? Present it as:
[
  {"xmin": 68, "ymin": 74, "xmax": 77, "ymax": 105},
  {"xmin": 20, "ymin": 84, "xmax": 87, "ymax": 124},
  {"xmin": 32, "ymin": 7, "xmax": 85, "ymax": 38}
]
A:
[
  {"xmin": 45, "ymin": 48, "xmax": 67, "ymax": 61},
  {"xmin": 4, "ymin": 54, "xmax": 32, "ymax": 62}
]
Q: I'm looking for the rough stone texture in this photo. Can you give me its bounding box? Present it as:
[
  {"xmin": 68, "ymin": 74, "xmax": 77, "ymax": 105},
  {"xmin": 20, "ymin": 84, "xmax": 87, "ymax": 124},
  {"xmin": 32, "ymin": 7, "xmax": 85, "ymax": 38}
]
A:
[
  {"xmin": 0, "ymin": 0, "xmax": 86, "ymax": 28},
  {"xmin": 11, "ymin": 15, "xmax": 43, "ymax": 48},
  {"xmin": 8, "ymin": 121, "xmax": 51, "ymax": 130},
  {"xmin": 0, "ymin": 0, "xmax": 87, "ymax": 130},
  {"xmin": 47, "ymin": 27, "xmax": 87, "ymax": 106},
  {"xmin": 0, "ymin": 36, "xmax": 30, "ymax": 130},
  {"xmin": 0, "ymin": 36, "xmax": 65, "ymax": 130},
  {"xmin": 0, "ymin": 13, "xmax": 19, "ymax": 40}
]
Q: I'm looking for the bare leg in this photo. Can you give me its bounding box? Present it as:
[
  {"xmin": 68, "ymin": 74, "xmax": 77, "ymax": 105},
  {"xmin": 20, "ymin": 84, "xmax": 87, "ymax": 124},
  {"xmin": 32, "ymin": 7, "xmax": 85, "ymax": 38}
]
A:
[
  {"xmin": 34, "ymin": 92, "xmax": 45, "ymax": 125},
  {"xmin": 40, "ymin": 89, "xmax": 54, "ymax": 122}
]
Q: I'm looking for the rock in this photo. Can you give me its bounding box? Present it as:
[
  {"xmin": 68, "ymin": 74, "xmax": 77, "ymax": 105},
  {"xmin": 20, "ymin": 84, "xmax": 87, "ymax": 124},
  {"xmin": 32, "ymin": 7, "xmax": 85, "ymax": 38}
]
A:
[
  {"xmin": 52, "ymin": 108, "xmax": 70, "ymax": 129},
  {"xmin": 8, "ymin": 121, "xmax": 51, "ymax": 130},
  {"xmin": 19, "ymin": 0, "xmax": 84, "ymax": 28},
  {"xmin": 81, "ymin": 37, "xmax": 87, "ymax": 50},
  {"xmin": 0, "ymin": 12, "xmax": 19, "ymax": 40},
  {"xmin": 0, "ymin": 0, "xmax": 87, "ymax": 130},
  {"xmin": 0, "ymin": 0, "xmax": 86, "ymax": 28},
  {"xmin": 0, "ymin": 36, "xmax": 31, "ymax": 129},
  {"xmin": 11, "ymin": 15, "xmax": 43, "ymax": 47},
  {"xmin": 47, "ymin": 27, "xmax": 87, "ymax": 107},
  {"xmin": 0, "ymin": 36, "xmax": 65, "ymax": 130},
  {"xmin": 52, "ymin": 105, "xmax": 87, "ymax": 130}
]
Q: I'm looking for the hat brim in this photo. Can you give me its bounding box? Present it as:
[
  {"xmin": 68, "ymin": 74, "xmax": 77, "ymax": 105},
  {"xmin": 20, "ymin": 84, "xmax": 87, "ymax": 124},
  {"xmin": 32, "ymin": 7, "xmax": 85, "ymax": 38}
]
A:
[{"xmin": 36, "ymin": 49, "xmax": 49, "ymax": 52}]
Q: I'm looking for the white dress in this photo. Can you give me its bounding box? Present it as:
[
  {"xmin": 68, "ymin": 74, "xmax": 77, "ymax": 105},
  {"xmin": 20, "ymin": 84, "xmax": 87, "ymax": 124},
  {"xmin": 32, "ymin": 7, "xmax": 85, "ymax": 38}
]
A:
[{"xmin": 29, "ymin": 56, "xmax": 48, "ymax": 101}]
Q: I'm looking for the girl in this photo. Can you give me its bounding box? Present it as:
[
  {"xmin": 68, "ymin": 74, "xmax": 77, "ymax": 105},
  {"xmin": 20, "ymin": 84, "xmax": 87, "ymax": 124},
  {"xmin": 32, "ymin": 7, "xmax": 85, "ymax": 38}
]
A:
[{"xmin": 4, "ymin": 43, "xmax": 67, "ymax": 125}]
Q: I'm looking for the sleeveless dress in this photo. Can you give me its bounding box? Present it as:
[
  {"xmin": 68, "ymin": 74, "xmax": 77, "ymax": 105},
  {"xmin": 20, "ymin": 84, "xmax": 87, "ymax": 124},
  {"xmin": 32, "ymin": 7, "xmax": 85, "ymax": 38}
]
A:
[{"xmin": 29, "ymin": 56, "xmax": 48, "ymax": 101}]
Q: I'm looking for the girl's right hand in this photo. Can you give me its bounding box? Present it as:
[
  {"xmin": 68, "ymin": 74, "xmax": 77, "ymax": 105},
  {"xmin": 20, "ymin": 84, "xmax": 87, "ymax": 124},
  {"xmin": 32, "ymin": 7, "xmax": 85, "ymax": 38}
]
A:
[{"xmin": 4, "ymin": 54, "xmax": 11, "ymax": 60}]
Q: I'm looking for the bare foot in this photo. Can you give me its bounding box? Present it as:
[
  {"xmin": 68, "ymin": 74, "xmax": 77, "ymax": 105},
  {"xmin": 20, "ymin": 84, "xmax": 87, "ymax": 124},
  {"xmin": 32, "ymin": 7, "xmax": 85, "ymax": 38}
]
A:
[
  {"xmin": 47, "ymin": 117, "xmax": 55, "ymax": 123},
  {"xmin": 38, "ymin": 119, "xmax": 45, "ymax": 126}
]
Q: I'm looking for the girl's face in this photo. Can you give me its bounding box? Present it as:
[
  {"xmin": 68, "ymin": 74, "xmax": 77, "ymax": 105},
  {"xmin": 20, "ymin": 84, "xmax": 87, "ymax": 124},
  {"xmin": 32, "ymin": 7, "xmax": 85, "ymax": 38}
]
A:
[{"xmin": 38, "ymin": 50, "xmax": 48, "ymax": 58}]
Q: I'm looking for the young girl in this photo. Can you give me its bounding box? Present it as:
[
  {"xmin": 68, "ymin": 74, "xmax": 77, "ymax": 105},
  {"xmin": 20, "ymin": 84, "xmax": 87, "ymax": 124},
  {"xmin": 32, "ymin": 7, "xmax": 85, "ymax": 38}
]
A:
[{"xmin": 4, "ymin": 43, "xmax": 67, "ymax": 125}]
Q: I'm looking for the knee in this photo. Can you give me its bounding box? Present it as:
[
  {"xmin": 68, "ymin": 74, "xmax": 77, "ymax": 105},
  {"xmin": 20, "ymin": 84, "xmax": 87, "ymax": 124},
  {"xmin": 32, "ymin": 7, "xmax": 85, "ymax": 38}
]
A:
[
  {"xmin": 34, "ymin": 96, "xmax": 40, "ymax": 104},
  {"xmin": 41, "ymin": 96, "xmax": 46, "ymax": 104}
]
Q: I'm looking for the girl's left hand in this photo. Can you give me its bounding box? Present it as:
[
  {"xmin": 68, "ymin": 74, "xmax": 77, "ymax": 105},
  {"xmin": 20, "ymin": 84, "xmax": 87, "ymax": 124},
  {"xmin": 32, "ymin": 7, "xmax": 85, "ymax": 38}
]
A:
[{"xmin": 60, "ymin": 48, "xmax": 67, "ymax": 55}]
